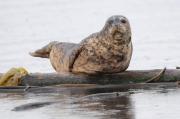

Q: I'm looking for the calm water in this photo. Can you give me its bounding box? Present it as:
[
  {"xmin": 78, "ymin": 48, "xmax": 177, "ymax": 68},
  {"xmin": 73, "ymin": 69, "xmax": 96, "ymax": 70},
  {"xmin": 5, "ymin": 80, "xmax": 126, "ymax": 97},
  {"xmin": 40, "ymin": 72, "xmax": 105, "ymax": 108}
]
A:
[
  {"xmin": 0, "ymin": 0, "xmax": 180, "ymax": 119},
  {"xmin": 0, "ymin": 84, "xmax": 180, "ymax": 119}
]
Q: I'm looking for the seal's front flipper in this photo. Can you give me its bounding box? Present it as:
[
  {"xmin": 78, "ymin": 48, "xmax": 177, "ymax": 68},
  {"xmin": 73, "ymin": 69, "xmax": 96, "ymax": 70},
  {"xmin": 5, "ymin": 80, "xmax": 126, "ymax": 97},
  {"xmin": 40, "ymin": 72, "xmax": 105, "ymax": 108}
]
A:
[
  {"xmin": 30, "ymin": 41, "xmax": 58, "ymax": 58},
  {"xmin": 68, "ymin": 45, "xmax": 84, "ymax": 71}
]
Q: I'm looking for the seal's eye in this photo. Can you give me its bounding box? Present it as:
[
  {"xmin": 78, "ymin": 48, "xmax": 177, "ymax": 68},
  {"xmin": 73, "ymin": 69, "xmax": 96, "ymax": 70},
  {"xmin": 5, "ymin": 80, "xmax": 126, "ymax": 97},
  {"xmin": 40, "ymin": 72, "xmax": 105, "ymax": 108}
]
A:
[{"xmin": 120, "ymin": 19, "xmax": 126, "ymax": 24}]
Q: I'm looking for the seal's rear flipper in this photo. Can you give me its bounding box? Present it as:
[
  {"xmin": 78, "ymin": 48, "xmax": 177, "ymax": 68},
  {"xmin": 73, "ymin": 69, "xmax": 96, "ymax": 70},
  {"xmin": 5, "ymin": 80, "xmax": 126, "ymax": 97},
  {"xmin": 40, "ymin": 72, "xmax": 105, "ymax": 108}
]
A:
[
  {"xmin": 29, "ymin": 41, "xmax": 58, "ymax": 58},
  {"xmin": 29, "ymin": 52, "xmax": 49, "ymax": 58}
]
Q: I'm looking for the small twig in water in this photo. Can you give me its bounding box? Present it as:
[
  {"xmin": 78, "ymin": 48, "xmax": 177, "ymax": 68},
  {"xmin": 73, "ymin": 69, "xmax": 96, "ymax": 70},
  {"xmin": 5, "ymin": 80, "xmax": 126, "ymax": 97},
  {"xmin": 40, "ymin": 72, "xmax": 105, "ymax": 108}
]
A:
[
  {"xmin": 145, "ymin": 67, "xmax": 166, "ymax": 83},
  {"xmin": 24, "ymin": 85, "xmax": 31, "ymax": 91},
  {"xmin": 176, "ymin": 67, "xmax": 180, "ymax": 69}
]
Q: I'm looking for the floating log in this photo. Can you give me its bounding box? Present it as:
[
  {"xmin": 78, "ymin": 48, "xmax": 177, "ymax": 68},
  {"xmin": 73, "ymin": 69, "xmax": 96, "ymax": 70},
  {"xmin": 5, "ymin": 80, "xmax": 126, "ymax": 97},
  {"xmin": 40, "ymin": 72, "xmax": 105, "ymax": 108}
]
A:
[{"xmin": 1, "ymin": 69, "xmax": 180, "ymax": 86}]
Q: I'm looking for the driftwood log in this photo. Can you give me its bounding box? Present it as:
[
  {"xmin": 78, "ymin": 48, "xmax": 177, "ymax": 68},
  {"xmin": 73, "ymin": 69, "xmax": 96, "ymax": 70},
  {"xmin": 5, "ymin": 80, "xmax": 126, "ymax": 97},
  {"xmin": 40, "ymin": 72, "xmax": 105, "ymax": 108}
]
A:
[
  {"xmin": 1, "ymin": 69, "xmax": 179, "ymax": 110},
  {"xmin": 1, "ymin": 69, "xmax": 180, "ymax": 86}
]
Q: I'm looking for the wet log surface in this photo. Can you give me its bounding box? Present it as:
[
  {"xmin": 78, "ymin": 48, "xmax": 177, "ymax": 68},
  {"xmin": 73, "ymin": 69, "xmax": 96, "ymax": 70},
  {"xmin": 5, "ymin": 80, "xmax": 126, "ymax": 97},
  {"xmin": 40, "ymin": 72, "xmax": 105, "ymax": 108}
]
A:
[{"xmin": 1, "ymin": 69, "xmax": 180, "ymax": 87}]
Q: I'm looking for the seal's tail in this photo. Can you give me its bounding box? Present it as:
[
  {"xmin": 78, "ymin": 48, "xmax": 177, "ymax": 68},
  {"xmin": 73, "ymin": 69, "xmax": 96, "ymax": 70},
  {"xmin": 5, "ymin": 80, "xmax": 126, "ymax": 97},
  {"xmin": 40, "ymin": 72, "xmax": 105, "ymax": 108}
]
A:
[{"xmin": 29, "ymin": 41, "xmax": 58, "ymax": 58}]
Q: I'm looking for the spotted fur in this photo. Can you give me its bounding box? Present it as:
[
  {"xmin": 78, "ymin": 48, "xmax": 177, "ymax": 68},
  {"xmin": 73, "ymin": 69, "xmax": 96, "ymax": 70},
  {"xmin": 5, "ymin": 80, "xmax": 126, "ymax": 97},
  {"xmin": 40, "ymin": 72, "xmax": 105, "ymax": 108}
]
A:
[{"xmin": 30, "ymin": 15, "xmax": 133, "ymax": 74}]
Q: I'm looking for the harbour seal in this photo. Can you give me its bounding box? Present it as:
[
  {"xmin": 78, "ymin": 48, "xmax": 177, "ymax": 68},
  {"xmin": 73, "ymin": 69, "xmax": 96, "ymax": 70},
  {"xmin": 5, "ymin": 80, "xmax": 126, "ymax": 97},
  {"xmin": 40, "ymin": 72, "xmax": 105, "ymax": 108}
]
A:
[{"xmin": 30, "ymin": 15, "xmax": 132, "ymax": 74}]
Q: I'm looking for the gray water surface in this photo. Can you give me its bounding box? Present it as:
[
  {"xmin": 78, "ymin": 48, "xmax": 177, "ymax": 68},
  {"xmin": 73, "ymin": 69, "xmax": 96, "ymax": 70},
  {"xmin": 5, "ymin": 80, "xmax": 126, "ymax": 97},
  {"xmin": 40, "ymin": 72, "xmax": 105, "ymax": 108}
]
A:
[{"xmin": 0, "ymin": 84, "xmax": 180, "ymax": 119}]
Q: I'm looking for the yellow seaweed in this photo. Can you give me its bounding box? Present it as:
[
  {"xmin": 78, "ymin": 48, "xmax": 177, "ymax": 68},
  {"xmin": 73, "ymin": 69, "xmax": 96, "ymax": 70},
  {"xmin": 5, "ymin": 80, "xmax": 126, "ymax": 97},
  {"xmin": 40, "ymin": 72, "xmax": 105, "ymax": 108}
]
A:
[{"xmin": 0, "ymin": 67, "xmax": 28, "ymax": 86}]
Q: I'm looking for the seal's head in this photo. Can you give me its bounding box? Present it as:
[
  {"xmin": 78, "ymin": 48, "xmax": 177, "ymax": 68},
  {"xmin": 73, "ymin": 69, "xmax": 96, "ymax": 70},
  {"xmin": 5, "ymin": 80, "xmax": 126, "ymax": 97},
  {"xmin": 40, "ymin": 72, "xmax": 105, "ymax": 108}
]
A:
[{"xmin": 102, "ymin": 15, "xmax": 131, "ymax": 44}]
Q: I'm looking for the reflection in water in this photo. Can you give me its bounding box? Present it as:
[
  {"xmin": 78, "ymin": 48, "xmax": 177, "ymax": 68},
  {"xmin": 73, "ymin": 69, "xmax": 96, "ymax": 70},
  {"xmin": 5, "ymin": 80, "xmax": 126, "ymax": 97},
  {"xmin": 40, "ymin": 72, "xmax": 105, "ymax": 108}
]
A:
[
  {"xmin": 0, "ymin": 84, "xmax": 180, "ymax": 119},
  {"xmin": 74, "ymin": 93, "xmax": 134, "ymax": 119}
]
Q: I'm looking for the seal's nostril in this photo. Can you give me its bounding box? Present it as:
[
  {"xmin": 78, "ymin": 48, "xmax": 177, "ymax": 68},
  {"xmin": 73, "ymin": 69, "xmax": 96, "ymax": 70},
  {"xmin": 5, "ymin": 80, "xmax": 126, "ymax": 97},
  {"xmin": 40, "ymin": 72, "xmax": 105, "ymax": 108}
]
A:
[{"xmin": 120, "ymin": 19, "xmax": 126, "ymax": 24}]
